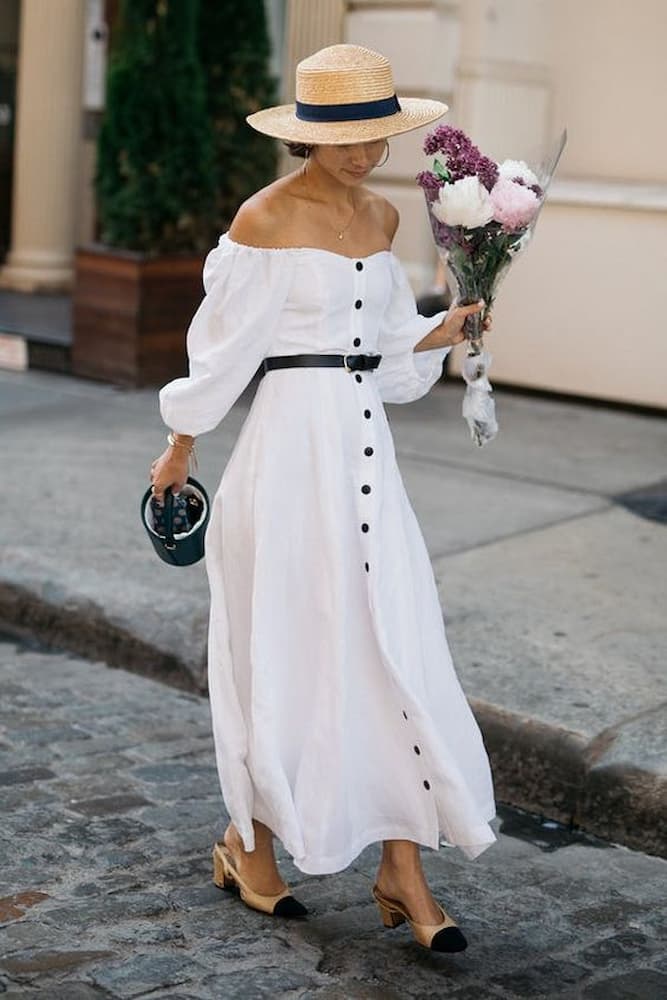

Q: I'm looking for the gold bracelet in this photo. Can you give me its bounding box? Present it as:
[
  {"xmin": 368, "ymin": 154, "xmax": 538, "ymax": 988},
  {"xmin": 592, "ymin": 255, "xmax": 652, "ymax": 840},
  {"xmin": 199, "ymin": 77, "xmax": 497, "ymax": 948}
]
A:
[
  {"xmin": 167, "ymin": 431, "xmax": 193, "ymax": 451},
  {"xmin": 167, "ymin": 432, "xmax": 199, "ymax": 472}
]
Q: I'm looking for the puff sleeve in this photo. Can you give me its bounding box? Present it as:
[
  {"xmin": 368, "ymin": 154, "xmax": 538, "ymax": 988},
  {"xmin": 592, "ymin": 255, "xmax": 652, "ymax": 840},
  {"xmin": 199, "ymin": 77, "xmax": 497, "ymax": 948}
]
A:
[
  {"xmin": 159, "ymin": 235, "xmax": 295, "ymax": 436},
  {"xmin": 375, "ymin": 254, "xmax": 451, "ymax": 404}
]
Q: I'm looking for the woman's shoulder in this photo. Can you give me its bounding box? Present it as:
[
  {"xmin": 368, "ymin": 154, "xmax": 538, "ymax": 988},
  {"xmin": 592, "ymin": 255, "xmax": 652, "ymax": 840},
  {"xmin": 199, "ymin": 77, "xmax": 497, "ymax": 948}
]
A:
[
  {"xmin": 358, "ymin": 188, "xmax": 400, "ymax": 243},
  {"xmin": 228, "ymin": 175, "xmax": 300, "ymax": 248}
]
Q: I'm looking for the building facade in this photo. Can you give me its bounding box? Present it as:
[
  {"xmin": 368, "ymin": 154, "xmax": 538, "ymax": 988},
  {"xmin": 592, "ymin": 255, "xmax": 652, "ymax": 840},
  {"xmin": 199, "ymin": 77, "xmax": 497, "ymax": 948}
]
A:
[
  {"xmin": 1, "ymin": 0, "xmax": 665, "ymax": 407},
  {"xmin": 282, "ymin": 0, "xmax": 667, "ymax": 408}
]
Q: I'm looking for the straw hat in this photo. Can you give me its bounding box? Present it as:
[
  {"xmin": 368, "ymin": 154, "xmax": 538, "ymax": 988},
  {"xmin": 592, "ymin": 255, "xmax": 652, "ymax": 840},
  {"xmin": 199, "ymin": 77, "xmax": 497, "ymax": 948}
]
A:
[{"xmin": 246, "ymin": 44, "xmax": 448, "ymax": 145}]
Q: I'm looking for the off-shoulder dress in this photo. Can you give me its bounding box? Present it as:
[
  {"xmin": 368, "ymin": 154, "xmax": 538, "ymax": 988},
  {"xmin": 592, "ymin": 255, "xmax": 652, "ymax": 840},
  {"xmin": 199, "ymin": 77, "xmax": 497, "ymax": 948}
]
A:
[{"xmin": 159, "ymin": 234, "xmax": 496, "ymax": 875}]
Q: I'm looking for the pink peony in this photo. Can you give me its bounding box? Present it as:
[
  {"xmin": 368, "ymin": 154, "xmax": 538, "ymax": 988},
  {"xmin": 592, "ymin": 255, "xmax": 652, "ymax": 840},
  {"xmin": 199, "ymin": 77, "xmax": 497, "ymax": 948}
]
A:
[{"xmin": 489, "ymin": 177, "xmax": 540, "ymax": 231}]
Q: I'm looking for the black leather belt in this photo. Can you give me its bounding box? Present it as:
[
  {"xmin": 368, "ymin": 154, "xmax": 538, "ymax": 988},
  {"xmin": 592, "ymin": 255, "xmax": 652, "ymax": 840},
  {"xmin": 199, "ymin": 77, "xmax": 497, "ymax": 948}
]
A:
[{"xmin": 258, "ymin": 353, "xmax": 382, "ymax": 382}]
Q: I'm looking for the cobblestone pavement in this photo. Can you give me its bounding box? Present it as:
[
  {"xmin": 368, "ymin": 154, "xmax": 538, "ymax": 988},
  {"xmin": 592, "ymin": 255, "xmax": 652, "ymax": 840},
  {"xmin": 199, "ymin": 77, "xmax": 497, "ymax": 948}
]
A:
[{"xmin": 1, "ymin": 638, "xmax": 665, "ymax": 1000}]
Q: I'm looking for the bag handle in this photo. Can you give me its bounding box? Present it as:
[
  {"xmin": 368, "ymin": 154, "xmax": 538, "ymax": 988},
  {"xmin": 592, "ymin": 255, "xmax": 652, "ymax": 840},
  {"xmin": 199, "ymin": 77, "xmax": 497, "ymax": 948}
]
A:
[{"xmin": 163, "ymin": 487, "xmax": 176, "ymax": 550}]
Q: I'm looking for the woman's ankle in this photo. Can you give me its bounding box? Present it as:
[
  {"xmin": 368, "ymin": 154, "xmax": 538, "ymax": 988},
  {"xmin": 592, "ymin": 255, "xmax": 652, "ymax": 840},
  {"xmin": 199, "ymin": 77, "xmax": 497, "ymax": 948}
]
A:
[
  {"xmin": 252, "ymin": 819, "xmax": 276, "ymax": 852},
  {"xmin": 224, "ymin": 820, "xmax": 276, "ymax": 862},
  {"xmin": 380, "ymin": 840, "xmax": 423, "ymax": 874}
]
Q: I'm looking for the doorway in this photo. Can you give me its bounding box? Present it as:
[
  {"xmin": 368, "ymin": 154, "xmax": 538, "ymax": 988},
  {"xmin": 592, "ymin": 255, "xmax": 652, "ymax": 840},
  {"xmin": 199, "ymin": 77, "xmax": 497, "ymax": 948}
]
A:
[{"xmin": 0, "ymin": 0, "xmax": 20, "ymax": 262}]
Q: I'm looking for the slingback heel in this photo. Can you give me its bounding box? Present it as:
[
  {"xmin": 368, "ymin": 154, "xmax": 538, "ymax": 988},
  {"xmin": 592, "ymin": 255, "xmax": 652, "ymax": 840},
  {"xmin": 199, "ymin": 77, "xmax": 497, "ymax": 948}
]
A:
[
  {"xmin": 372, "ymin": 885, "xmax": 467, "ymax": 952},
  {"xmin": 212, "ymin": 842, "xmax": 236, "ymax": 890},
  {"xmin": 212, "ymin": 841, "xmax": 307, "ymax": 918},
  {"xmin": 377, "ymin": 900, "xmax": 406, "ymax": 929}
]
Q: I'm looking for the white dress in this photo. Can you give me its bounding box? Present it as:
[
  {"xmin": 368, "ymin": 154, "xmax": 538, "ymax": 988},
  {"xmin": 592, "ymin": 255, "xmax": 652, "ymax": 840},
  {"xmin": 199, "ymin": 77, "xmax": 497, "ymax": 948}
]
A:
[{"xmin": 159, "ymin": 234, "xmax": 497, "ymax": 875}]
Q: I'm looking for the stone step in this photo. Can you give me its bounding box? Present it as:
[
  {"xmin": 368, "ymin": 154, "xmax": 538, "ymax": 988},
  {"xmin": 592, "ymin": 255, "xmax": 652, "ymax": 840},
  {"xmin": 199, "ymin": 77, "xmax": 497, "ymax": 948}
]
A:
[{"xmin": 0, "ymin": 288, "xmax": 71, "ymax": 374}]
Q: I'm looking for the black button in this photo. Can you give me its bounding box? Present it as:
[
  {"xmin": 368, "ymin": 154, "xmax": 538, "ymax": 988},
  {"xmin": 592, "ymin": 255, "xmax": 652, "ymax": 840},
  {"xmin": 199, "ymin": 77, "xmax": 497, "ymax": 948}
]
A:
[
  {"xmin": 364, "ymin": 446, "xmax": 374, "ymax": 456},
  {"xmin": 364, "ymin": 562, "xmax": 369, "ymax": 572},
  {"xmin": 361, "ymin": 484, "xmax": 371, "ymax": 494},
  {"xmin": 414, "ymin": 745, "xmax": 421, "ymax": 755},
  {"xmin": 355, "ymin": 299, "xmax": 363, "ymax": 309},
  {"xmin": 355, "ymin": 373, "xmax": 362, "ymax": 383},
  {"xmin": 364, "ymin": 409, "xmax": 371, "ymax": 418},
  {"xmin": 353, "ymin": 337, "xmax": 361, "ymax": 347},
  {"xmin": 423, "ymin": 780, "xmax": 431, "ymax": 790},
  {"xmin": 361, "ymin": 523, "xmax": 369, "ymax": 532},
  {"xmin": 356, "ymin": 261, "xmax": 363, "ymax": 271},
  {"xmin": 402, "ymin": 710, "xmax": 408, "ymax": 720}
]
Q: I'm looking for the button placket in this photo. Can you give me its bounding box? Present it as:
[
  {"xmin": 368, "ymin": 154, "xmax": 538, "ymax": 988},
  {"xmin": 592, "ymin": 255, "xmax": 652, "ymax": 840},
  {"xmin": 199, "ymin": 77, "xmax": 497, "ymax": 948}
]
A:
[
  {"xmin": 359, "ymin": 430, "xmax": 375, "ymax": 564},
  {"xmin": 351, "ymin": 260, "xmax": 364, "ymax": 355},
  {"xmin": 401, "ymin": 709, "xmax": 433, "ymax": 794},
  {"xmin": 353, "ymin": 259, "xmax": 376, "ymax": 575}
]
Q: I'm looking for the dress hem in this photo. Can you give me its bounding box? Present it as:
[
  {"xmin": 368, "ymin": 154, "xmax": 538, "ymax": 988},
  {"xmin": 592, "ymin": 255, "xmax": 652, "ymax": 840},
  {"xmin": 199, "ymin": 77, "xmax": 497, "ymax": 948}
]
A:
[{"xmin": 247, "ymin": 815, "xmax": 497, "ymax": 876}]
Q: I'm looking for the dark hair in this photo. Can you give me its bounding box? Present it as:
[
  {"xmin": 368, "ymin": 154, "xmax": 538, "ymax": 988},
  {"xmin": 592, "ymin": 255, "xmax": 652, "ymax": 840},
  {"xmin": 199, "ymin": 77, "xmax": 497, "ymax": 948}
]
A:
[{"xmin": 283, "ymin": 141, "xmax": 314, "ymax": 158}]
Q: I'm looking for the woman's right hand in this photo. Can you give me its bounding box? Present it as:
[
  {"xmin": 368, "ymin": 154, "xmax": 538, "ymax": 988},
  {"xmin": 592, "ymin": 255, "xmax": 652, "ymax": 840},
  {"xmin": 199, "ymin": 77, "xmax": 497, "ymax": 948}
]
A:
[{"xmin": 150, "ymin": 446, "xmax": 189, "ymax": 504}]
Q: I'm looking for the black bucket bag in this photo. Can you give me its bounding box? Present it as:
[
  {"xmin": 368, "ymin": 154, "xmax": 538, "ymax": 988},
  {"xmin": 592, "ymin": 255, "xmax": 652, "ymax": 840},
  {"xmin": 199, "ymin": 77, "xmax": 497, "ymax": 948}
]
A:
[{"xmin": 141, "ymin": 477, "xmax": 210, "ymax": 567}]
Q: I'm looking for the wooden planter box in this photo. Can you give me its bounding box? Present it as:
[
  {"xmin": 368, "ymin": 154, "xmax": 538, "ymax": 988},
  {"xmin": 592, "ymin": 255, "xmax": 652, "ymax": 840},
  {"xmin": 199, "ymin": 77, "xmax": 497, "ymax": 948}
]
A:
[{"xmin": 72, "ymin": 244, "xmax": 205, "ymax": 387}]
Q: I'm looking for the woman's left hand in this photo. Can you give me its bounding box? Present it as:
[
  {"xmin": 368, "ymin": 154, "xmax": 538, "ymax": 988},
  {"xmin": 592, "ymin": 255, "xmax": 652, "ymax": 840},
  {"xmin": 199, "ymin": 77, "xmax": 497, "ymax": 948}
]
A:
[
  {"xmin": 439, "ymin": 301, "xmax": 493, "ymax": 348},
  {"xmin": 150, "ymin": 446, "xmax": 189, "ymax": 504}
]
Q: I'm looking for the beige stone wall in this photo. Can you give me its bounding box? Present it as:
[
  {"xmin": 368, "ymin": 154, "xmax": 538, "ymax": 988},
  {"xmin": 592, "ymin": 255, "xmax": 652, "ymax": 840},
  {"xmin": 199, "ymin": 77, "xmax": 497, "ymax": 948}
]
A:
[
  {"xmin": 4, "ymin": 0, "xmax": 665, "ymax": 404},
  {"xmin": 345, "ymin": 0, "xmax": 460, "ymax": 285},
  {"xmin": 282, "ymin": 0, "xmax": 345, "ymax": 99},
  {"xmin": 486, "ymin": 194, "xmax": 667, "ymax": 407},
  {"xmin": 487, "ymin": 0, "xmax": 667, "ymax": 406},
  {"xmin": 549, "ymin": 0, "xmax": 667, "ymax": 184}
]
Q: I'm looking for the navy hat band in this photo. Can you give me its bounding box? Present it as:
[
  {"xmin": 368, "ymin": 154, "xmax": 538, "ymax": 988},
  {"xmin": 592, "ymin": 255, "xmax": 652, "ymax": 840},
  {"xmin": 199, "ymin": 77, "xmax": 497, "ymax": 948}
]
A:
[{"xmin": 295, "ymin": 94, "xmax": 401, "ymax": 123}]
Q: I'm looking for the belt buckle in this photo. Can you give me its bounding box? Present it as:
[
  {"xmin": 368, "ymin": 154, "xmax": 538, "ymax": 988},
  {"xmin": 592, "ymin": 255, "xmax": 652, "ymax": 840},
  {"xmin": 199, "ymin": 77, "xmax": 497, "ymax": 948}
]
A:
[{"xmin": 343, "ymin": 354, "xmax": 354, "ymax": 373}]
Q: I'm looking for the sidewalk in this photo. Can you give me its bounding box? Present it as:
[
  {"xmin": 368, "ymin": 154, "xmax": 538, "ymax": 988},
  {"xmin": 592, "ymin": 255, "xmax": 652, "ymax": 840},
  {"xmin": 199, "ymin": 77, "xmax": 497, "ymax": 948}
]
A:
[
  {"xmin": 1, "ymin": 637, "xmax": 665, "ymax": 999},
  {"xmin": 0, "ymin": 367, "xmax": 665, "ymax": 857}
]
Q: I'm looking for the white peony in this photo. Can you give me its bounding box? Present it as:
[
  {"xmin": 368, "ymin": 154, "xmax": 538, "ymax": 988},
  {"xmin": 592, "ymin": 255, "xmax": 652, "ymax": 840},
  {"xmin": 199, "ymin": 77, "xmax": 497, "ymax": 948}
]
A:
[
  {"xmin": 431, "ymin": 176, "xmax": 494, "ymax": 229},
  {"xmin": 498, "ymin": 159, "xmax": 539, "ymax": 188}
]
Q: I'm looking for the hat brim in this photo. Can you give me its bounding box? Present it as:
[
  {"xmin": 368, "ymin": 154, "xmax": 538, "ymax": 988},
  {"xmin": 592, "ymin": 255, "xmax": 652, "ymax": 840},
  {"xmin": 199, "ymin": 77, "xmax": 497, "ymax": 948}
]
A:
[{"xmin": 246, "ymin": 97, "xmax": 448, "ymax": 145}]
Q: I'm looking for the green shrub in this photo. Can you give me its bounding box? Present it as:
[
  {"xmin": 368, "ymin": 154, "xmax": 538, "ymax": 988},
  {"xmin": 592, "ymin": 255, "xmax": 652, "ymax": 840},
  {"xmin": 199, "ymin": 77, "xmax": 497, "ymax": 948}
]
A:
[
  {"xmin": 198, "ymin": 0, "xmax": 278, "ymax": 231},
  {"xmin": 95, "ymin": 0, "xmax": 278, "ymax": 254},
  {"xmin": 95, "ymin": 0, "xmax": 215, "ymax": 254}
]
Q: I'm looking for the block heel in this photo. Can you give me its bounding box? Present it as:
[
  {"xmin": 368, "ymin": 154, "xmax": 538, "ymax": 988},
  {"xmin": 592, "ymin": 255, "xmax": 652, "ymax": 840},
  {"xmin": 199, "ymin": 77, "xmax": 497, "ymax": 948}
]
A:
[
  {"xmin": 212, "ymin": 841, "xmax": 307, "ymax": 918},
  {"xmin": 377, "ymin": 900, "xmax": 406, "ymax": 928},
  {"xmin": 372, "ymin": 884, "xmax": 468, "ymax": 952}
]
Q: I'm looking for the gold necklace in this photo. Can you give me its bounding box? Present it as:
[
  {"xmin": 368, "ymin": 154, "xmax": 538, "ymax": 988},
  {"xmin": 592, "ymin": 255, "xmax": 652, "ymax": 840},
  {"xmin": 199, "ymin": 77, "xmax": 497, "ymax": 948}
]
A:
[
  {"xmin": 333, "ymin": 192, "xmax": 357, "ymax": 240},
  {"xmin": 302, "ymin": 163, "xmax": 356, "ymax": 240}
]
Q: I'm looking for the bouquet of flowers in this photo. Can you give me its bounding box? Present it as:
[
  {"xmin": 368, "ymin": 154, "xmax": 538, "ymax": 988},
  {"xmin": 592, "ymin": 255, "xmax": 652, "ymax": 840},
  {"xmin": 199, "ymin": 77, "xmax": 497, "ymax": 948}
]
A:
[{"xmin": 417, "ymin": 126, "xmax": 566, "ymax": 445}]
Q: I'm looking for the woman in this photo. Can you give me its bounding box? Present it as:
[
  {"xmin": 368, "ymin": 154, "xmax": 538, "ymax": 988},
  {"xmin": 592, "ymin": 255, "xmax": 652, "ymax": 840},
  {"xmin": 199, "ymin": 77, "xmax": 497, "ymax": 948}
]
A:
[{"xmin": 151, "ymin": 44, "xmax": 496, "ymax": 953}]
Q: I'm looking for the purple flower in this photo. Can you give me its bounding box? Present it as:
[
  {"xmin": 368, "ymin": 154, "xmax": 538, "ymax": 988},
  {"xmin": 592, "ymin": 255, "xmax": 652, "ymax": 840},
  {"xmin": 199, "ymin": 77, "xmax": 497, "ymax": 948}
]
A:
[
  {"xmin": 423, "ymin": 125, "xmax": 474, "ymax": 158},
  {"xmin": 430, "ymin": 217, "xmax": 469, "ymax": 252},
  {"xmin": 416, "ymin": 170, "xmax": 442, "ymax": 199},
  {"xmin": 422, "ymin": 125, "xmax": 498, "ymax": 191},
  {"xmin": 476, "ymin": 155, "xmax": 499, "ymax": 192}
]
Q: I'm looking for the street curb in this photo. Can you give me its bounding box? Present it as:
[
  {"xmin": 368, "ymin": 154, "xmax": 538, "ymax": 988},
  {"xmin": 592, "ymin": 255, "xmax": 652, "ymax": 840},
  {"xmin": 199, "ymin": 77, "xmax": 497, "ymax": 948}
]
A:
[
  {"xmin": 0, "ymin": 581, "xmax": 204, "ymax": 695},
  {"xmin": 1, "ymin": 579, "xmax": 664, "ymax": 860},
  {"xmin": 473, "ymin": 699, "xmax": 667, "ymax": 859}
]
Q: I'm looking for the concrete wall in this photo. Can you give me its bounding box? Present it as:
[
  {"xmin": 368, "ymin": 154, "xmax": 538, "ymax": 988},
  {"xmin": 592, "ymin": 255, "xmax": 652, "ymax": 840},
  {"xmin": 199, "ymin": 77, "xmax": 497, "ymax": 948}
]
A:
[
  {"xmin": 549, "ymin": 0, "xmax": 667, "ymax": 185},
  {"xmin": 489, "ymin": 0, "xmax": 667, "ymax": 405},
  {"xmin": 489, "ymin": 193, "xmax": 667, "ymax": 407}
]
